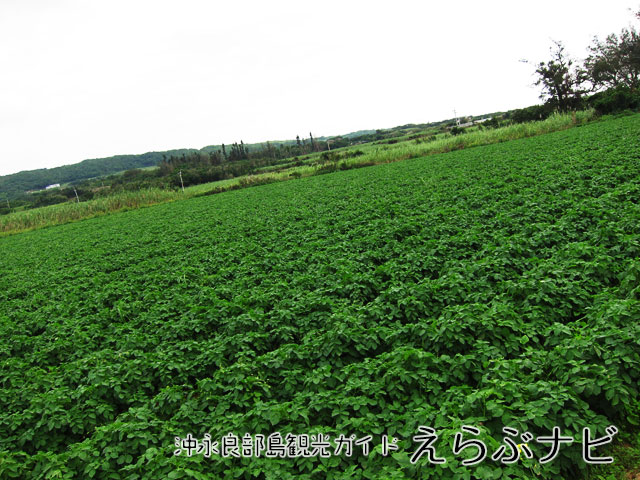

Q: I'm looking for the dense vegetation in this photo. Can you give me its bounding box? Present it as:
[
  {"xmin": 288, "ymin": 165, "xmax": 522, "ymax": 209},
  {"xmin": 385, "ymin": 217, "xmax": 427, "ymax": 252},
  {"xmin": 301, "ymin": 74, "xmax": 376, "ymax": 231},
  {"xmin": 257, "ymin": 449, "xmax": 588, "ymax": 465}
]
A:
[{"xmin": 0, "ymin": 114, "xmax": 638, "ymax": 479}]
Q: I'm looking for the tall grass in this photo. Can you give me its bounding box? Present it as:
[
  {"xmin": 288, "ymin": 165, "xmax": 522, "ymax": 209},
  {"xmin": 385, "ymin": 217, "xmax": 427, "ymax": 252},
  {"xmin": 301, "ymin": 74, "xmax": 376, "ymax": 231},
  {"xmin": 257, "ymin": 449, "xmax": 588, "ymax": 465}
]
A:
[
  {"xmin": 0, "ymin": 189, "xmax": 180, "ymax": 236},
  {"xmin": 334, "ymin": 110, "xmax": 596, "ymax": 168},
  {"xmin": 0, "ymin": 110, "xmax": 598, "ymax": 237}
]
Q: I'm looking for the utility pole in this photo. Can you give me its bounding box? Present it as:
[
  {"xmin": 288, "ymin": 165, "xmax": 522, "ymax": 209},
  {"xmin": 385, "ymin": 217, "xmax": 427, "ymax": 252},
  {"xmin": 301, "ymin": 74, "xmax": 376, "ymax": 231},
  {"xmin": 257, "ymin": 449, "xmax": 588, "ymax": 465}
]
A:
[
  {"xmin": 179, "ymin": 170, "xmax": 185, "ymax": 193},
  {"xmin": 454, "ymin": 109, "xmax": 460, "ymax": 126},
  {"xmin": 73, "ymin": 188, "xmax": 80, "ymax": 203}
]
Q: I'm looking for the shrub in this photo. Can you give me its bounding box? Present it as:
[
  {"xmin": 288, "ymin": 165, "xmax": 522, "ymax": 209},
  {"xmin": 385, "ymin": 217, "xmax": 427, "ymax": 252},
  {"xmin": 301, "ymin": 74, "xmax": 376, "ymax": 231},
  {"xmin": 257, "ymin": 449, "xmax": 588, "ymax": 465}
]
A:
[{"xmin": 589, "ymin": 86, "xmax": 640, "ymax": 114}]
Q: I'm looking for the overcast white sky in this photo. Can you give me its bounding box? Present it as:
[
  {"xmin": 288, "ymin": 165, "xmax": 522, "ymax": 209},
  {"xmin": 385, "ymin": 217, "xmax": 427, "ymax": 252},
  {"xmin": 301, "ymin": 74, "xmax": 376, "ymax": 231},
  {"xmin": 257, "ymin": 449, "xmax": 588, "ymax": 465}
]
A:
[{"xmin": 0, "ymin": 0, "xmax": 637, "ymax": 176}]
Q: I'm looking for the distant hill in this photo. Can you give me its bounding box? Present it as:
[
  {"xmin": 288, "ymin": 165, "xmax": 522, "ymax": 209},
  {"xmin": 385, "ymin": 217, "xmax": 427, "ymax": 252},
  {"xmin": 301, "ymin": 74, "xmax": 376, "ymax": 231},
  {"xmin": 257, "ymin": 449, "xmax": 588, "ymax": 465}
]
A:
[
  {"xmin": 341, "ymin": 129, "xmax": 377, "ymax": 139},
  {"xmin": 0, "ymin": 150, "xmax": 196, "ymax": 200}
]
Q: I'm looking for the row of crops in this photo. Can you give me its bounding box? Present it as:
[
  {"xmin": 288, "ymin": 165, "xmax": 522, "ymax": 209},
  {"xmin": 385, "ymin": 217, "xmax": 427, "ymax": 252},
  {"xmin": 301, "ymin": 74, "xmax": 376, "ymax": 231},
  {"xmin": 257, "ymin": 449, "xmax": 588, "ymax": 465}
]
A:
[{"xmin": 0, "ymin": 114, "xmax": 639, "ymax": 478}]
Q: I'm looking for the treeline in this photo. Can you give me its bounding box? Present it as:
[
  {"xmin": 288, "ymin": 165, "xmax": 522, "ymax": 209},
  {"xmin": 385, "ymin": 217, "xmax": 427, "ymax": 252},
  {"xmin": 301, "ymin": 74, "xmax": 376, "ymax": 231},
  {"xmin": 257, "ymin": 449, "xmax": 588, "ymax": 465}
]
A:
[{"xmin": 110, "ymin": 132, "xmax": 366, "ymax": 190}]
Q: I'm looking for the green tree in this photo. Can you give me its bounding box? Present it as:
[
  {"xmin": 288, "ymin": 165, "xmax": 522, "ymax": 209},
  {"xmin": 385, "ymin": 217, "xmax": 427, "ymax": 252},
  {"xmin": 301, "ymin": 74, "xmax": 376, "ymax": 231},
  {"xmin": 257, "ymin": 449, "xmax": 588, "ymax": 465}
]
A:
[
  {"xmin": 532, "ymin": 41, "xmax": 588, "ymax": 112},
  {"xmin": 585, "ymin": 10, "xmax": 640, "ymax": 91}
]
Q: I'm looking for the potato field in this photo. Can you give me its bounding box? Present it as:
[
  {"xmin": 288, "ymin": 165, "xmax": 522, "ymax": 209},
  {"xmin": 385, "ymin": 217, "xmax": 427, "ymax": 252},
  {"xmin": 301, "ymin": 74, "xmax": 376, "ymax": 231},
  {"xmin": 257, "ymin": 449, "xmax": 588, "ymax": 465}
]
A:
[{"xmin": 1, "ymin": 114, "xmax": 639, "ymax": 479}]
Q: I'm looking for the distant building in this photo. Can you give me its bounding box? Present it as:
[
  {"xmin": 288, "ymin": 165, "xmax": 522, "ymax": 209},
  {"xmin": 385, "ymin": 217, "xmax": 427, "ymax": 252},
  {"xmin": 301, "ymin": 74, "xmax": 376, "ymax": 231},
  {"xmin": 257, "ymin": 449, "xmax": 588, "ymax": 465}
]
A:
[
  {"xmin": 45, "ymin": 184, "xmax": 61, "ymax": 190},
  {"xmin": 458, "ymin": 117, "xmax": 493, "ymax": 128}
]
